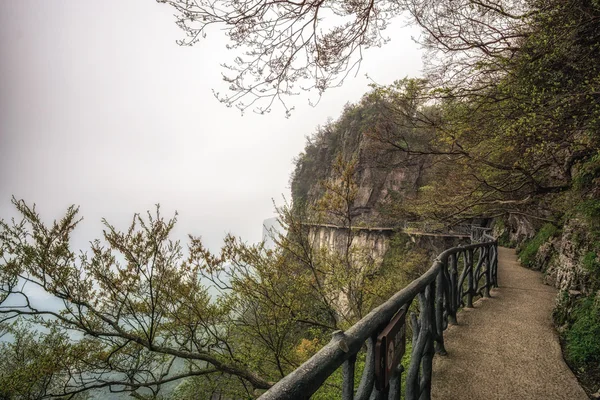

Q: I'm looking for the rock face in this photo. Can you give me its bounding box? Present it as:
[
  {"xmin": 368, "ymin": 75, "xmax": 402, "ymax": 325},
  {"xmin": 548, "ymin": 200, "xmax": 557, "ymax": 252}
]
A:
[
  {"xmin": 527, "ymin": 218, "xmax": 600, "ymax": 396},
  {"xmin": 307, "ymin": 226, "xmax": 392, "ymax": 265},
  {"xmin": 292, "ymin": 123, "xmax": 427, "ymax": 227},
  {"xmin": 291, "ymin": 101, "xmax": 469, "ymax": 274},
  {"xmin": 533, "ymin": 219, "xmax": 596, "ymax": 294},
  {"xmin": 307, "ymin": 225, "xmax": 467, "ymax": 268},
  {"xmin": 493, "ymin": 213, "xmax": 536, "ymax": 246}
]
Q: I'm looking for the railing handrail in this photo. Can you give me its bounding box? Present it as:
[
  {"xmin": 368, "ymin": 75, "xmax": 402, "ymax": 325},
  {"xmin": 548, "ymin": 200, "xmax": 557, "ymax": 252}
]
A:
[{"xmin": 259, "ymin": 235, "xmax": 499, "ymax": 400}]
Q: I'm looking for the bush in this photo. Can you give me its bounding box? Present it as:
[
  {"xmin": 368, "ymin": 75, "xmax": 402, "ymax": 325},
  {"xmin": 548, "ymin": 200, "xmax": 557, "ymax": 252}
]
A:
[
  {"xmin": 494, "ymin": 219, "xmax": 515, "ymax": 248},
  {"xmin": 565, "ymin": 294, "xmax": 600, "ymax": 367},
  {"xmin": 583, "ymin": 251, "xmax": 600, "ymax": 290},
  {"xmin": 518, "ymin": 223, "xmax": 558, "ymax": 268}
]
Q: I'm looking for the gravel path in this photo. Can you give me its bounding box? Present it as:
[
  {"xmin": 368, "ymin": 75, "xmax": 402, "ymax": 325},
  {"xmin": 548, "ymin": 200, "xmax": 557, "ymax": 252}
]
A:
[{"xmin": 430, "ymin": 246, "xmax": 588, "ymax": 400}]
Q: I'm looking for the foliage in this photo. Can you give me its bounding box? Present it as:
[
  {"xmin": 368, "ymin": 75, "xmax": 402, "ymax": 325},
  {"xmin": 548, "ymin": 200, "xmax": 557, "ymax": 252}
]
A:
[
  {"xmin": 0, "ymin": 323, "xmax": 89, "ymax": 400},
  {"xmin": 4, "ymin": 0, "xmax": 600, "ymax": 396},
  {"xmin": 352, "ymin": 0, "xmax": 600, "ymax": 225},
  {"xmin": 574, "ymin": 200, "xmax": 600, "ymax": 231},
  {"xmin": 157, "ymin": 0, "xmax": 545, "ymax": 114},
  {"xmin": 565, "ymin": 295, "xmax": 600, "ymax": 367},
  {"xmin": 379, "ymin": 234, "xmax": 431, "ymax": 286},
  {"xmin": 582, "ymin": 252, "xmax": 600, "ymax": 290},
  {"xmin": 291, "ymin": 78, "xmax": 437, "ymax": 227},
  {"xmin": 0, "ymin": 198, "xmax": 268, "ymax": 398},
  {"xmin": 493, "ymin": 219, "xmax": 514, "ymax": 248},
  {"xmin": 311, "ymin": 340, "xmax": 414, "ymax": 400},
  {"xmin": 518, "ymin": 223, "xmax": 558, "ymax": 268},
  {"xmin": 0, "ymin": 181, "xmax": 418, "ymax": 399}
]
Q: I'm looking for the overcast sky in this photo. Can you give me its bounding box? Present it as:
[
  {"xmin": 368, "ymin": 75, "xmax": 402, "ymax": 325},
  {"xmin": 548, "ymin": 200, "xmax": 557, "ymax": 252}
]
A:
[{"xmin": 0, "ymin": 0, "xmax": 423, "ymax": 253}]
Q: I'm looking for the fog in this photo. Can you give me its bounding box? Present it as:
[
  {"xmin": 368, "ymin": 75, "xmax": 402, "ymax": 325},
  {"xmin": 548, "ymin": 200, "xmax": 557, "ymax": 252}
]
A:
[{"xmin": 0, "ymin": 0, "xmax": 423, "ymax": 254}]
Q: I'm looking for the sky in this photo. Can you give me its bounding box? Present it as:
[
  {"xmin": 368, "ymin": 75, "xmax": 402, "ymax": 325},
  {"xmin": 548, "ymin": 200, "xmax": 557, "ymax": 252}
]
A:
[{"xmin": 0, "ymin": 0, "xmax": 423, "ymax": 254}]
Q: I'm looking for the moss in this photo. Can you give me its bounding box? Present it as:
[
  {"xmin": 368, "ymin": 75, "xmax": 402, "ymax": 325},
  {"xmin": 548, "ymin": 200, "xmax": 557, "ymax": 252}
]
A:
[
  {"xmin": 518, "ymin": 223, "xmax": 559, "ymax": 268},
  {"xmin": 572, "ymin": 199, "xmax": 600, "ymax": 239},
  {"xmin": 583, "ymin": 251, "xmax": 599, "ymax": 272}
]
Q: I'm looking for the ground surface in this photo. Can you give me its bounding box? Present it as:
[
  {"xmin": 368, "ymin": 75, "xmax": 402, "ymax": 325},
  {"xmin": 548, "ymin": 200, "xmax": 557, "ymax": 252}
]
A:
[{"xmin": 430, "ymin": 247, "xmax": 588, "ymax": 400}]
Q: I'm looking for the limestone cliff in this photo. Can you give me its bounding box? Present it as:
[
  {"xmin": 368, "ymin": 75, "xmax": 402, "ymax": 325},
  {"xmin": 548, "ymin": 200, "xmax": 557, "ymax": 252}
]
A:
[
  {"xmin": 291, "ymin": 102, "xmax": 428, "ymax": 227},
  {"xmin": 290, "ymin": 99, "xmax": 443, "ymax": 267},
  {"xmin": 535, "ymin": 219, "xmax": 598, "ymax": 295}
]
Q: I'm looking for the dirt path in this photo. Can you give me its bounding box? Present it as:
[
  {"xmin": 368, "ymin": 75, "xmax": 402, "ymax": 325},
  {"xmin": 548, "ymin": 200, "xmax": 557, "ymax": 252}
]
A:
[{"xmin": 430, "ymin": 246, "xmax": 588, "ymax": 400}]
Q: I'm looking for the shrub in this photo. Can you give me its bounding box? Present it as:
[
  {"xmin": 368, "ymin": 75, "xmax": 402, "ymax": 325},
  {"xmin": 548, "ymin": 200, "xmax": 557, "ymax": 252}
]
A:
[
  {"xmin": 518, "ymin": 223, "xmax": 558, "ymax": 268},
  {"xmin": 494, "ymin": 219, "xmax": 515, "ymax": 248},
  {"xmin": 583, "ymin": 251, "xmax": 600, "ymax": 290},
  {"xmin": 565, "ymin": 294, "xmax": 600, "ymax": 367}
]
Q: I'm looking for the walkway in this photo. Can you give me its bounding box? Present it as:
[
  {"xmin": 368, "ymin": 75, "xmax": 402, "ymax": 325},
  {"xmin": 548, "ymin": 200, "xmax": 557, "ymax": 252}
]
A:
[
  {"xmin": 430, "ymin": 247, "xmax": 587, "ymax": 400},
  {"xmin": 301, "ymin": 222, "xmax": 472, "ymax": 238}
]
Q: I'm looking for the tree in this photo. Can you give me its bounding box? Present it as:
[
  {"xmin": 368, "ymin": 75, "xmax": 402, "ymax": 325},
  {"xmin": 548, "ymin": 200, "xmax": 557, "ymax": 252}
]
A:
[
  {"xmin": 0, "ymin": 199, "xmax": 272, "ymax": 398},
  {"xmin": 353, "ymin": 0, "xmax": 600, "ymax": 223},
  {"xmin": 0, "ymin": 323, "xmax": 89, "ymax": 400},
  {"xmin": 158, "ymin": 0, "xmax": 394, "ymax": 114},
  {"xmin": 0, "ymin": 195, "xmax": 401, "ymax": 398},
  {"xmin": 157, "ymin": 0, "xmax": 541, "ymax": 113}
]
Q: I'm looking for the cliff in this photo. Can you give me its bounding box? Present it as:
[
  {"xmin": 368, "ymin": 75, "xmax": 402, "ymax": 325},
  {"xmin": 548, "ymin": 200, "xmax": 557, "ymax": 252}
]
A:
[
  {"xmin": 289, "ymin": 96, "xmax": 467, "ymax": 282},
  {"xmin": 291, "ymin": 99, "xmax": 429, "ymax": 227}
]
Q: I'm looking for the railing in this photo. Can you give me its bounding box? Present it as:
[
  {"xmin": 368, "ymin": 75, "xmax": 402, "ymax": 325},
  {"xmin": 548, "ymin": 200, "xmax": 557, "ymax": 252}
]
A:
[
  {"xmin": 402, "ymin": 222, "xmax": 475, "ymax": 237},
  {"xmin": 470, "ymin": 226, "xmax": 493, "ymax": 243},
  {"xmin": 259, "ymin": 235, "xmax": 498, "ymax": 400}
]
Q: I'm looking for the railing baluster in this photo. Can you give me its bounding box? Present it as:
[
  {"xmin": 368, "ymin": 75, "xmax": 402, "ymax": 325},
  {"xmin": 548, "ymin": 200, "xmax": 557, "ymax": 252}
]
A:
[
  {"xmin": 492, "ymin": 246, "xmax": 499, "ymax": 287},
  {"xmin": 419, "ymin": 284, "xmax": 435, "ymax": 399},
  {"xmin": 355, "ymin": 337, "xmax": 376, "ymax": 400},
  {"xmin": 342, "ymin": 355, "xmax": 357, "ymax": 400},
  {"xmin": 387, "ymin": 365, "xmax": 402, "ymax": 400},
  {"xmin": 484, "ymin": 246, "xmax": 492, "ymax": 298},
  {"xmin": 449, "ymin": 254, "xmax": 458, "ymax": 325},
  {"xmin": 406, "ymin": 310, "xmax": 421, "ymax": 400},
  {"xmin": 474, "ymin": 247, "xmax": 486, "ymax": 296},
  {"xmin": 434, "ymin": 269, "xmax": 447, "ymax": 355},
  {"xmin": 369, "ymin": 386, "xmax": 386, "ymax": 400},
  {"xmin": 467, "ymin": 249, "xmax": 474, "ymax": 308},
  {"xmin": 457, "ymin": 250, "xmax": 469, "ymax": 308}
]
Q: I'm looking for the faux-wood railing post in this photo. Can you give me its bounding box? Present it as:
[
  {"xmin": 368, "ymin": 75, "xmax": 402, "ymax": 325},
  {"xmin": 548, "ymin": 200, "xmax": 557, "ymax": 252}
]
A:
[
  {"xmin": 449, "ymin": 254, "xmax": 458, "ymax": 325},
  {"xmin": 484, "ymin": 245, "xmax": 492, "ymax": 298},
  {"xmin": 466, "ymin": 249, "xmax": 474, "ymax": 308},
  {"xmin": 406, "ymin": 286, "xmax": 435, "ymax": 400},
  {"xmin": 492, "ymin": 244, "xmax": 499, "ymax": 287},
  {"xmin": 342, "ymin": 355, "xmax": 356, "ymax": 400},
  {"xmin": 434, "ymin": 269, "xmax": 447, "ymax": 355},
  {"xmin": 388, "ymin": 365, "xmax": 402, "ymax": 400},
  {"xmin": 420, "ymin": 284, "xmax": 436, "ymax": 400},
  {"xmin": 355, "ymin": 337, "xmax": 375, "ymax": 400}
]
